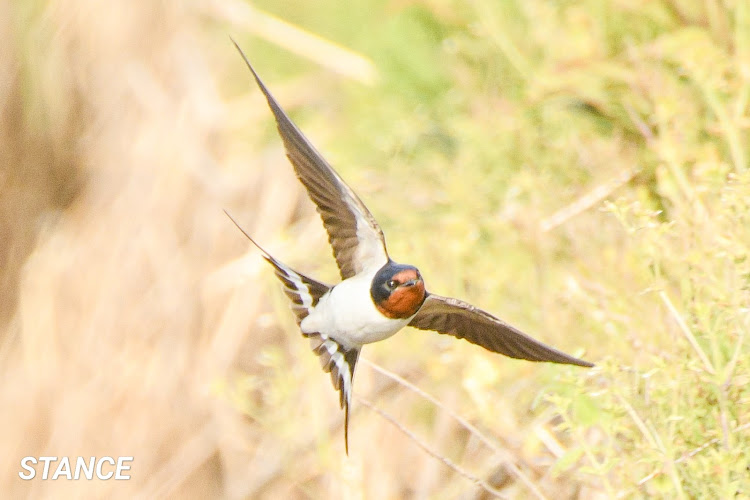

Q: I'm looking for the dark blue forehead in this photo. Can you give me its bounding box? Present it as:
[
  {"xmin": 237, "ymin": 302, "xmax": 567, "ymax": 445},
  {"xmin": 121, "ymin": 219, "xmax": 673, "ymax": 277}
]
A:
[{"xmin": 370, "ymin": 261, "xmax": 419, "ymax": 303}]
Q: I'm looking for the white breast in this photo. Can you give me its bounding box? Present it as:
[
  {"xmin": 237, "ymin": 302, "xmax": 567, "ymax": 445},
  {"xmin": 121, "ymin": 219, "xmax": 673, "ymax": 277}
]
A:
[{"xmin": 300, "ymin": 268, "xmax": 413, "ymax": 348}]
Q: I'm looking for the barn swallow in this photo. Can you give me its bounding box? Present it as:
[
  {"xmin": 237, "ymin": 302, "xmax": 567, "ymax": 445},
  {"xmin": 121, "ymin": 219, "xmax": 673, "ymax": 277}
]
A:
[{"xmin": 227, "ymin": 41, "xmax": 593, "ymax": 453}]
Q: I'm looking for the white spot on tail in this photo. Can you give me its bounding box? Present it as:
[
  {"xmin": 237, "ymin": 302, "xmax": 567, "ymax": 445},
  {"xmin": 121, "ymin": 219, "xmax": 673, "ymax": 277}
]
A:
[
  {"xmin": 330, "ymin": 346, "xmax": 352, "ymax": 406},
  {"xmin": 278, "ymin": 263, "xmax": 313, "ymax": 309},
  {"xmin": 322, "ymin": 339, "xmax": 338, "ymax": 356}
]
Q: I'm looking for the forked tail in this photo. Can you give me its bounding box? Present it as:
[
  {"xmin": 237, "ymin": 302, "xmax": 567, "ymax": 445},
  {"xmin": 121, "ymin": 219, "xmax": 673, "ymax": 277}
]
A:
[{"xmin": 224, "ymin": 210, "xmax": 360, "ymax": 453}]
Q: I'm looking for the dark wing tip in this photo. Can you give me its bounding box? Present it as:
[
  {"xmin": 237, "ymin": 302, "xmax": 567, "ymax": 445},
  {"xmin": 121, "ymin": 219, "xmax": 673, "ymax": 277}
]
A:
[
  {"xmin": 230, "ymin": 38, "xmax": 262, "ymax": 89},
  {"xmin": 574, "ymin": 358, "xmax": 595, "ymax": 368},
  {"xmin": 231, "ymin": 39, "xmax": 286, "ymax": 121},
  {"xmin": 556, "ymin": 354, "xmax": 594, "ymax": 368}
]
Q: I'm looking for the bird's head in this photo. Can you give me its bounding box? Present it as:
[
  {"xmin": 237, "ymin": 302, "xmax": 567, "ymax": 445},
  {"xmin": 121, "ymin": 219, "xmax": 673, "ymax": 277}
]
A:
[{"xmin": 371, "ymin": 262, "xmax": 426, "ymax": 319}]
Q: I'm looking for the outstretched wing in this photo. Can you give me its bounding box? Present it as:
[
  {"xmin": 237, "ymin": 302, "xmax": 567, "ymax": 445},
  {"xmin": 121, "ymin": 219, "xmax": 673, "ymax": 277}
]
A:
[
  {"xmin": 233, "ymin": 40, "xmax": 389, "ymax": 279},
  {"xmin": 409, "ymin": 294, "xmax": 593, "ymax": 367}
]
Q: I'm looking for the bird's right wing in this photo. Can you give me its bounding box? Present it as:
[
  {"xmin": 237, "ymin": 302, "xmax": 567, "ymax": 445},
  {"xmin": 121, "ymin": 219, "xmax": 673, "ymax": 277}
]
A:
[{"xmin": 233, "ymin": 40, "xmax": 390, "ymax": 279}]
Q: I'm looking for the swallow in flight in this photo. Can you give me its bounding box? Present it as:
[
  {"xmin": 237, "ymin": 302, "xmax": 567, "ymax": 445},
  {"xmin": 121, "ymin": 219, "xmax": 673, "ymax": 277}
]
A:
[{"xmin": 227, "ymin": 41, "xmax": 593, "ymax": 453}]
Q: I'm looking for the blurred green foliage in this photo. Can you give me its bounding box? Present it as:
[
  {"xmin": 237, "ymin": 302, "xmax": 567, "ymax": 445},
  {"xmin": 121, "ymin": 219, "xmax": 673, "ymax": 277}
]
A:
[{"xmin": 240, "ymin": 0, "xmax": 750, "ymax": 497}]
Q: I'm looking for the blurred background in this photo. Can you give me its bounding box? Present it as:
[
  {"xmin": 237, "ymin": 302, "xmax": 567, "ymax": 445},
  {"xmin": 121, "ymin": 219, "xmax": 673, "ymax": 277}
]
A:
[{"xmin": 1, "ymin": 0, "xmax": 749, "ymax": 498}]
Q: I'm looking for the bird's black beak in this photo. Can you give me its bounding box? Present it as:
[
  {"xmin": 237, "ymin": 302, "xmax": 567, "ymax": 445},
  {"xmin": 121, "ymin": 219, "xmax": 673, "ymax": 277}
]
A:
[{"xmin": 402, "ymin": 279, "xmax": 420, "ymax": 287}]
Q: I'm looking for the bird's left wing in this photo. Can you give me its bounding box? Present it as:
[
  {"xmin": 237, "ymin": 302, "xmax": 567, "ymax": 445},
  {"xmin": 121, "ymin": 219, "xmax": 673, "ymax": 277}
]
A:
[{"xmin": 409, "ymin": 294, "xmax": 593, "ymax": 367}]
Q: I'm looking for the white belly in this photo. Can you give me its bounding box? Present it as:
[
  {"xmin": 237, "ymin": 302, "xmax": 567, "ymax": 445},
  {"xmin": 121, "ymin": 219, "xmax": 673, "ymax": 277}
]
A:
[{"xmin": 300, "ymin": 269, "xmax": 413, "ymax": 348}]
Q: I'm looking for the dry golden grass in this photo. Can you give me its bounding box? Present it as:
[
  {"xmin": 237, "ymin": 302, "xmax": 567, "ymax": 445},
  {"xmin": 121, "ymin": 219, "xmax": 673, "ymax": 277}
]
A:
[
  {"xmin": 3, "ymin": 1, "xmax": 749, "ymax": 499},
  {"xmin": 0, "ymin": 1, "xmax": 296, "ymax": 497}
]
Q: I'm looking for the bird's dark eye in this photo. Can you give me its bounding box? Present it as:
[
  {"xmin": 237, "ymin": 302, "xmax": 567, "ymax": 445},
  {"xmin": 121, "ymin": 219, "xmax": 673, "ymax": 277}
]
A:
[{"xmin": 387, "ymin": 279, "xmax": 397, "ymax": 289}]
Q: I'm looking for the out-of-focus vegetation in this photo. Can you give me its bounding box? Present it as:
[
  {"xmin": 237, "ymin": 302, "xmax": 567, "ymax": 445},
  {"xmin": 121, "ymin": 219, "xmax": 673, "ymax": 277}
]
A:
[{"xmin": 1, "ymin": 0, "xmax": 748, "ymax": 498}]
